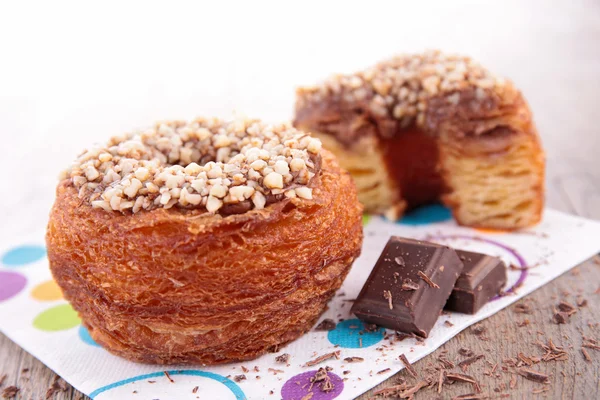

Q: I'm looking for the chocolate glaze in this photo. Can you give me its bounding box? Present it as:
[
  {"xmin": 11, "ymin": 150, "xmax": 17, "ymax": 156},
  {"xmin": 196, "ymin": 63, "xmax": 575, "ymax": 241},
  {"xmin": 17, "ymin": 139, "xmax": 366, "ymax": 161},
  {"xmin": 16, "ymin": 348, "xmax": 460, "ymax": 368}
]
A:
[
  {"xmin": 351, "ymin": 237, "xmax": 463, "ymax": 337},
  {"xmin": 445, "ymin": 249, "xmax": 507, "ymax": 314}
]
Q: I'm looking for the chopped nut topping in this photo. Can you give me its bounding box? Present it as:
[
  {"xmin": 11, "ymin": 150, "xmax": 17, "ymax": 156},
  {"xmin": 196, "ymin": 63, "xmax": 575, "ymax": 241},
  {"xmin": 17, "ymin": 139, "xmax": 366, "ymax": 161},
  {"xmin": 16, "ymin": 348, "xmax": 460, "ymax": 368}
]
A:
[
  {"xmin": 62, "ymin": 117, "xmax": 321, "ymax": 214},
  {"xmin": 296, "ymin": 50, "xmax": 507, "ymax": 129}
]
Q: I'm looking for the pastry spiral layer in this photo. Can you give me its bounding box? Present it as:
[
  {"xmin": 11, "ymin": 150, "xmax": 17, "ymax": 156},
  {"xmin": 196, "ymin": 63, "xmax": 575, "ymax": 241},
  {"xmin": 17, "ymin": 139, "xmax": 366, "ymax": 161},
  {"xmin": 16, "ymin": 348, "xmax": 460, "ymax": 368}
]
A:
[{"xmin": 47, "ymin": 117, "xmax": 363, "ymax": 364}]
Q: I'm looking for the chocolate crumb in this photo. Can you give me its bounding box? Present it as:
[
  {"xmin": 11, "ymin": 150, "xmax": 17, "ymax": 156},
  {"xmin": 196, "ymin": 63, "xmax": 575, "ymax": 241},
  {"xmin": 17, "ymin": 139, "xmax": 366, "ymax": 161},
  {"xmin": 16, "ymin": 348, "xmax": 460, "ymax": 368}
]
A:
[
  {"xmin": 377, "ymin": 368, "xmax": 391, "ymax": 375},
  {"xmin": 401, "ymin": 279, "xmax": 420, "ymax": 291},
  {"xmin": 163, "ymin": 371, "xmax": 174, "ymax": 383},
  {"xmin": 233, "ymin": 375, "xmax": 246, "ymax": 382},
  {"xmin": 275, "ymin": 353, "xmax": 290, "ymax": 364},
  {"xmin": 395, "ymin": 256, "xmax": 405, "ymax": 266},
  {"xmin": 304, "ymin": 351, "xmax": 340, "ymax": 367},
  {"xmin": 344, "ymin": 357, "xmax": 364, "ymax": 363},
  {"xmin": 20, "ymin": 369, "xmax": 28, "ymax": 374},
  {"xmin": 417, "ymin": 270, "xmax": 439, "ymax": 288},
  {"xmin": 399, "ymin": 354, "xmax": 418, "ymax": 378},
  {"xmin": 517, "ymin": 367, "xmax": 549, "ymax": 383},
  {"xmin": 2, "ymin": 386, "xmax": 19, "ymax": 399},
  {"xmin": 315, "ymin": 319, "xmax": 336, "ymax": 331},
  {"xmin": 343, "ymin": 370, "xmax": 351, "ymax": 375},
  {"xmin": 241, "ymin": 366, "xmax": 249, "ymax": 373},
  {"xmin": 383, "ymin": 290, "xmax": 393, "ymax": 309},
  {"xmin": 444, "ymin": 320, "xmax": 454, "ymax": 327},
  {"xmin": 192, "ymin": 386, "xmax": 199, "ymax": 394},
  {"xmin": 364, "ymin": 323, "xmax": 379, "ymax": 332}
]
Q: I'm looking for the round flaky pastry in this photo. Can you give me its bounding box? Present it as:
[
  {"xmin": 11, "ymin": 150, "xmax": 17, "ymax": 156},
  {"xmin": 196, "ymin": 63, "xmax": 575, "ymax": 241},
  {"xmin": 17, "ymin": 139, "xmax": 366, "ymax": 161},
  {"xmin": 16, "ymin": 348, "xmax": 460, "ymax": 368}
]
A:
[{"xmin": 47, "ymin": 117, "xmax": 363, "ymax": 364}]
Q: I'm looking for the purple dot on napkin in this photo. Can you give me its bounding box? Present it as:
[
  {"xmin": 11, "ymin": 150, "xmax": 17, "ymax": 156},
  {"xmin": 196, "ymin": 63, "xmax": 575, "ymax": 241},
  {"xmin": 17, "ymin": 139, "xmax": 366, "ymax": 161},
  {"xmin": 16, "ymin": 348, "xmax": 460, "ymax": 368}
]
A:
[{"xmin": 281, "ymin": 370, "xmax": 344, "ymax": 400}]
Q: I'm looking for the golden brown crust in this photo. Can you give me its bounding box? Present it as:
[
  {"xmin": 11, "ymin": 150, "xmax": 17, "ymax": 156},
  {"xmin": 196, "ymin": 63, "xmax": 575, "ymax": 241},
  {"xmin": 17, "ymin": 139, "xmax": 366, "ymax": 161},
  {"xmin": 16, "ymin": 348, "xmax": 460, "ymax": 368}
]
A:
[{"xmin": 46, "ymin": 149, "xmax": 363, "ymax": 364}]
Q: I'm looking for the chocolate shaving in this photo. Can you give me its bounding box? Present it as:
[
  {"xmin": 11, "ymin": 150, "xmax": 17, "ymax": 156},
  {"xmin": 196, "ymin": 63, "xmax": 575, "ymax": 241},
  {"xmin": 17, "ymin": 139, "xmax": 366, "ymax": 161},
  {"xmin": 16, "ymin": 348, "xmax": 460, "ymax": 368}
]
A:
[
  {"xmin": 447, "ymin": 372, "xmax": 482, "ymax": 393},
  {"xmin": 399, "ymin": 354, "xmax": 418, "ymax": 378},
  {"xmin": 471, "ymin": 326, "xmax": 487, "ymax": 336},
  {"xmin": 577, "ymin": 297, "xmax": 588, "ymax": 307},
  {"xmin": 1, "ymin": 386, "xmax": 19, "ymax": 399},
  {"xmin": 444, "ymin": 320, "xmax": 454, "ymax": 327},
  {"xmin": 373, "ymin": 383, "xmax": 411, "ymax": 397},
  {"xmin": 451, "ymin": 394, "xmax": 486, "ymax": 400},
  {"xmin": 459, "ymin": 355, "xmax": 484, "ymax": 371},
  {"xmin": 377, "ymin": 368, "xmax": 391, "ymax": 375},
  {"xmin": 553, "ymin": 312, "xmax": 569, "ymax": 324},
  {"xmin": 582, "ymin": 342, "xmax": 600, "ymax": 351},
  {"xmin": 163, "ymin": 371, "xmax": 174, "ymax": 383},
  {"xmin": 437, "ymin": 370, "xmax": 445, "ymax": 393},
  {"xmin": 517, "ymin": 319, "xmax": 530, "ymax": 327},
  {"xmin": 267, "ymin": 368, "xmax": 284, "ymax": 375},
  {"xmin": 309, "ymin": 367, "xmax": 334, "ymax": 393},
  {"xmin": 438, "ymin": 354, "xmax": 455, "ymax": 369},
  {"xmin": 417, "ymin": 270, "xmax": 439, "ymax": 288},
  {"xmin": 516, "ymin": 367, "xmax": 549, "ymax": 383},
  {"xmin": 513, "ymin": 303, "xmax": 531, "ymax": 314},
  {"xmin": 275, "ymin": 353, "xmax": 290, "ymax": 364},
  {"xmin": 537, "ymin": 338, "xmax": 568, "ymax": 362},
  {"xmin": 400, "ymin": 279, "xmax": 420, "ymax": 291},
  {"xmin": 241, "ymin": 366, "xmax": 249, "ymax": 373},
  {"xmin": 344, "ymin": 357, "xmax": 364, "ymax": 363},
  {"xmin": 192, "ymin": 386, "xmax": 199, "ymax": 394},
  {"xmin": 582, "ymin": 348, "xmax": 592, "ymax": 361},
  {"xmin": 304, "ymin": 351, "xmax": 340, "ymax": 367},
  {"xmin": 314, "ymin": 319, "xmax": 336, "ymax": 331},
  {"xmin": 532, "ymin": 386, "xmax": 550, "ymax": 394},
  {"xmin": 557, "ymin": 301, "xmax": 577, "ymax": 315},
  {"xmin": 233, "ymin": 375, "xmax": 246, "ymax": 382},
  {"xmin": 459, "ymin": 348, "xmax": 475, "ymax": 357},
  {"xmin": 383, "ymin": 290, "xmax": 393, "ymax": 309},
  {"xmin": 45, "ymin": 376, "xmax": 68, "ymax": 399}
]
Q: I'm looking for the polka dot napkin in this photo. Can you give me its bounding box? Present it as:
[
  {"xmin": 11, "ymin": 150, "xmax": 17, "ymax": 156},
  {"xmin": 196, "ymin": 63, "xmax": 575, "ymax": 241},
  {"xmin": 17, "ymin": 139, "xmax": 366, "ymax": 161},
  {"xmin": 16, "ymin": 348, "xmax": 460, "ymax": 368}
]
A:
[{"xmin": 1, "ymin": 207, "xmax": 599, "ymax": 400}]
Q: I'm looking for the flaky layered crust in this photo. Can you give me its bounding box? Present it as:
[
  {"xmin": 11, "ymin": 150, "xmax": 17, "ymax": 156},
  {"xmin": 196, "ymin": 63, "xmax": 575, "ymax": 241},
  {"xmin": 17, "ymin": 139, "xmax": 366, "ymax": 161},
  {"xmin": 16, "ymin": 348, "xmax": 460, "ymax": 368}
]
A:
[
  {"xmin": 46, "ymin": 149, "xmax": 363, "ymax": 364},
  {"xmin": 295, "ymin": 55, "xmax": 545, "ymax": 229}
]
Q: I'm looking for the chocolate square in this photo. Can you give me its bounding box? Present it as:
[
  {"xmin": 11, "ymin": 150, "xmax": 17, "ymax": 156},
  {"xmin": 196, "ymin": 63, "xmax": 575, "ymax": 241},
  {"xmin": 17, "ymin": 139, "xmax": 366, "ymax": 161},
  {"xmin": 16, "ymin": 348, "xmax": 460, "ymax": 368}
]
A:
[
  {"xmin": 351, "ymin": 237, "xmax": 463, "ymax": 337},
  {"xmin": 445, "ymin": 249, "xmax": 507, "ymax": 314}
]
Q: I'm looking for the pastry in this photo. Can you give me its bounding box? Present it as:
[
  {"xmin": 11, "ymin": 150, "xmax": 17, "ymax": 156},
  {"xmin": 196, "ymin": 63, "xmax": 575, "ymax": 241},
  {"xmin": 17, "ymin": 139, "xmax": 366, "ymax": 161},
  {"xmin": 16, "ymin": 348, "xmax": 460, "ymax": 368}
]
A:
[
  {"xmin": 46, "ymin": 117, "xmax": 363, "ymax": 364},
  {"xmin": 294, "ymin": 50, "xmax": 545, "ymax": 229}
]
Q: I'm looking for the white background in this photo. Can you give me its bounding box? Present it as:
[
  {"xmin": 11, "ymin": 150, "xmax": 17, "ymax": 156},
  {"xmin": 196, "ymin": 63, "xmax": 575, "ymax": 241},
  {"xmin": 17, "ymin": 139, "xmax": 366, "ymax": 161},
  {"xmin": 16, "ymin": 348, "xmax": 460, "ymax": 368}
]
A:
[{"xmin": 1, "ymin": 0, "xmax": 599, "ymax": 238}]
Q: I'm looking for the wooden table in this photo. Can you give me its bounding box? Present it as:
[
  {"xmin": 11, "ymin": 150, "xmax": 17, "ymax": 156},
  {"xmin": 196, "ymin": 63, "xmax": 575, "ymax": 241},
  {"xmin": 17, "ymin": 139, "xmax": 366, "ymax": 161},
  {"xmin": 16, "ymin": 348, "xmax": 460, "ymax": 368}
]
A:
[{"xmin": 0, "ymin": 160, "xmax": 599, "ymax": 399}]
